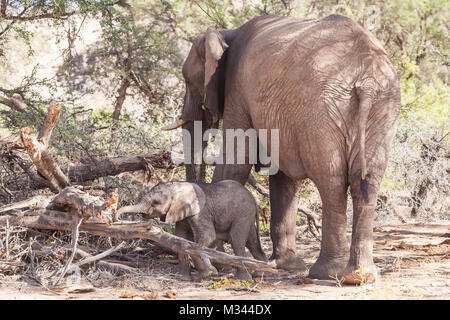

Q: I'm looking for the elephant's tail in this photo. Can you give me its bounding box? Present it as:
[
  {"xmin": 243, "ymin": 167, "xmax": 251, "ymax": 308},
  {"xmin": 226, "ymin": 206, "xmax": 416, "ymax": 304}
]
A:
[{"xmin": 356, "ymin": 79, "xmax": 377, "ymax": 203}]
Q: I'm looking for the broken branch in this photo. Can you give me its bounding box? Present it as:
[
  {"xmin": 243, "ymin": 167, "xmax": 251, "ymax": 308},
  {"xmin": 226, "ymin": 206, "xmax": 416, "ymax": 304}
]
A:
[
  {"xmin": 20, "ymin": 102, "xmax": 70, "ymax": 191},
  {"xmin": 14, "ymin": 211, "xmax": 277, "ymax": 273},
  {"xmin": 71, "ymin": 245, "xmax": 136, "ymax": 274},
  {"xmin": 67, "ymin": 241, "xmax": 127, "ymax": 273}
]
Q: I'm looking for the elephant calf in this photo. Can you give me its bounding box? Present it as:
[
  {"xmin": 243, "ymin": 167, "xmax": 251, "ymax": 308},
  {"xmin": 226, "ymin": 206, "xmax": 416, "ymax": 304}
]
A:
[{"xmin": 116, "ymin": 180, "xmax": 267, "ymax": 280}]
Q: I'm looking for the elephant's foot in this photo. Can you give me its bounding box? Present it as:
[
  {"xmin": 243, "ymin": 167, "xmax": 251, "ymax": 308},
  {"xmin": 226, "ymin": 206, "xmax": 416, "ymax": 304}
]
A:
[
  {"xmin": 308, "ymin": 257, "xmax": 348, "ymax": 280},
  {"xmin": 252, "ymin": 270, "xmax": 265, "ymax": 279},
  {"xmin": 235, "ymin": 268, "xmax": 253, "ymax": 281},
  {"xmin": 195, "ymin": 266, "xmax": 218, "ymax": 280},
  {"xmin": 340, "ymin": 262, "xmax": 379, "ymax": 285},
  {"xmin": 271, "ymin": 251, "xmax": 307, "ymax": 271},
  {"xmin": 178, "ymin": 268, "xmax": 192, "ymax": 281},
  {"xmin": 215, "ymin": 263, "xmax": 233, "ymax": 273}
]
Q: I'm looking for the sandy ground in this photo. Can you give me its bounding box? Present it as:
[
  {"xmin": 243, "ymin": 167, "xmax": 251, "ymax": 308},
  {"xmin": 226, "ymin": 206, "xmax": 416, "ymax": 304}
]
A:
[{"xmin": 0, "ymin": 222, "xmax": 448, "ymax": 300}]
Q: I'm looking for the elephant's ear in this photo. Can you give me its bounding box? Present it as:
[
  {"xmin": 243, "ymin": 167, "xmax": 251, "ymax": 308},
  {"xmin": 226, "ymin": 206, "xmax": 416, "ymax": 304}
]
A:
[
  {"xmin": 165, "ymin": 183, "xmax": 206, "ymax": 224},
  {"xmin": 204, "ymin": 27, "xmax": 228, "ymax": 124}
]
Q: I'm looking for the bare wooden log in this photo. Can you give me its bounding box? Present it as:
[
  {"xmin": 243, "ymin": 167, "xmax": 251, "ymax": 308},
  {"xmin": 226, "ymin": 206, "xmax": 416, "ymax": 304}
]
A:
[
  {"xmin": 1, "ymin": 100, "xmax": 171, "ymax": 193},
  {"xmin": 16, "ymin": 211, "xmax": 277, "ymax": 273},
  {"xmin": 4, "ymin": 151, "xmax": 172, "ymax": 192},
  {"xmin": 66, "ymin": 152, "xmax": 172, "ymax": 185}
]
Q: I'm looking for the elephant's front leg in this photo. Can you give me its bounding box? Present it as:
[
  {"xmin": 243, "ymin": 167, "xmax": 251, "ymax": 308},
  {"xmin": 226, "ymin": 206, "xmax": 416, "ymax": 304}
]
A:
[
  {"xmin": 269, "ymin": 171, "xmax": 306, "ymax": 271},
  {"xmin": 175, "ymin": 220, "xmax": 194, "ymax": 281}
]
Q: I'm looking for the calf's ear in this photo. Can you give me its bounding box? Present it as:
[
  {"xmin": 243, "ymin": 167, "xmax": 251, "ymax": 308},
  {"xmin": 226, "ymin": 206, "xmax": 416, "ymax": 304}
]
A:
[{"xmin": 165, "ymin": 183, "xmax": 206, "ymax": 224}]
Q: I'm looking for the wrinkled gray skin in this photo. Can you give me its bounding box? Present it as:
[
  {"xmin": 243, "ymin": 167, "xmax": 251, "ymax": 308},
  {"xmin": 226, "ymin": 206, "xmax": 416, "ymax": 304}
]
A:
[
  {"xmin": 117, "ymin": 180, "xmax": 267, "ymax": 280},
  {"xmin": 168, "ymin": 15, "xmax": 401, "ymax": 280}
]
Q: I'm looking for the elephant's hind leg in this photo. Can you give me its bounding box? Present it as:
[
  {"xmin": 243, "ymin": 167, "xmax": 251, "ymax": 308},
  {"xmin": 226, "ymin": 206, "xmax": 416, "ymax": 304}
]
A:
[
  {"xmin": 339, "ymin": 170, "xmax": 384, "ymax": 283},
  {"xmin": 308, "ymin": 177, "xmax": 350, "ymax": 280},
  {"xmin": 228, "ymin": 221, "xmax": 254, "ymax": 280}
]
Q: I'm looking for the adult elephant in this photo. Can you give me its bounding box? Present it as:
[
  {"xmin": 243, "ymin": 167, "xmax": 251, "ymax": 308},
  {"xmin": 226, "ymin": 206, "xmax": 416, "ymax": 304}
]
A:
[{"xmin": 165, "ymin": 14, "xmax": 400, "ymax": 280}]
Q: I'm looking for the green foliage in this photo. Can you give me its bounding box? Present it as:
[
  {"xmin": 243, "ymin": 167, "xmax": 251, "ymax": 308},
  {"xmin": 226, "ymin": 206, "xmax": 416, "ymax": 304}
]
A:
[
  {"xmin": 208, "ymin": 279, "xmax": 253, "ymax": 289},
  {"xmin": 160, "ymin": 223, "xmax": 175, "ymax": 234}
]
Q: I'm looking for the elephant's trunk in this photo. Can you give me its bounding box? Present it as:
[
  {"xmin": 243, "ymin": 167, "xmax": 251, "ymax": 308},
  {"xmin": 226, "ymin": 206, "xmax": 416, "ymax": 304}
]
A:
[
  {"xmin": 182, "ymin": 120, "xmax": 207, "ymax": 183},
  {"xmin": 116, "ymin": 202, "xmax": 148, "ymax": 217}
]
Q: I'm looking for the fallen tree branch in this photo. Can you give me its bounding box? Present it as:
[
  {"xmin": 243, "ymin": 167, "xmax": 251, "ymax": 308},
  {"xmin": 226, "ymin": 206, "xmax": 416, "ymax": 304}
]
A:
[
  {"xmin": 20, "ymin": 102, "xmax": 70, "ymax": 191},
  {"xmin": 46, "ymin": 187, "xmax": 117, "ymax": 223},
  {"xmin": 1, "ymin": 101, "xmax": 172, "ymax": 192},
  {"xmin": 67, "ymin": 241, "xmax": 127, "ymax": 272},
  {"xmin": 298, "ymin": 207, "xmax": 321, "ymax": 239},
  {"xmin": 66, "ymin": 152, "xmax": 172, "ymax": 185},
  {"xmin": 71, "ymin": 245, "xmax": 136, "ymax": 274},
  {"xmin": 29, "ymin": 241, "xmax": 136, "ymax": 274},
  {"xmin": 12, "ymin": 210, "xmax": 277, "ymax": 273},
  {"xmin": 5, "ymin": 152, "xmax": 173, "ymax": 191}
]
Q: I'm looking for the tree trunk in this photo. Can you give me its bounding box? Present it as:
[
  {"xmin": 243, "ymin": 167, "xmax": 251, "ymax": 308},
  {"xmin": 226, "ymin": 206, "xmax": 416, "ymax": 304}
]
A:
[{"xmin": 112, "ymin": 77, "xmax": 130, "ymax": 124}]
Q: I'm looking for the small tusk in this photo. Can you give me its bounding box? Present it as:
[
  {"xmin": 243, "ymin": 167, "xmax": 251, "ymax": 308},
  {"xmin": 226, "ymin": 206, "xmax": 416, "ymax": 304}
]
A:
[{"xmin": 162, "ymin": 119, "xmax": 191, "ymax": 130}]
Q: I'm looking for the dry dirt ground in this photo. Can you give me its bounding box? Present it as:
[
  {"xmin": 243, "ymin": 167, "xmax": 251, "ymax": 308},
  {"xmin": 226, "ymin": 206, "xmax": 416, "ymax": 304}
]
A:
[{"xmin": 0, "ymin": 223, "xmax": 448, "ymax": 300}]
